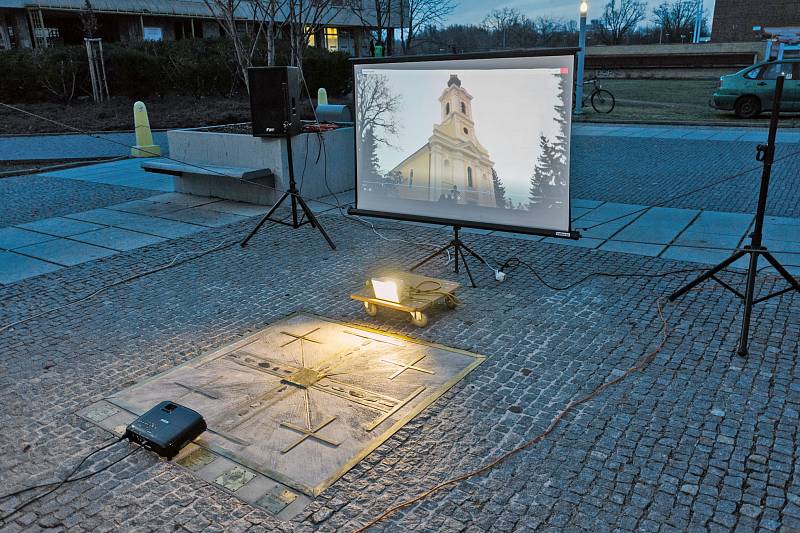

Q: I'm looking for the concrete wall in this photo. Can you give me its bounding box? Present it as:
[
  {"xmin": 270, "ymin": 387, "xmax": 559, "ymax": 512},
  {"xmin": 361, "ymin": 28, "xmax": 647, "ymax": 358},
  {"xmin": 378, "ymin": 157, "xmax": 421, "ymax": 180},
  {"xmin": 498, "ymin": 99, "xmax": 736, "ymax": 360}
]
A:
[
  {"xmin": 712, "ymin": 0, "xmax": 800, "ymax": 42},
  {"xmin": 166, "ymin": 127, "xmax": 355, "ymax": 205}
]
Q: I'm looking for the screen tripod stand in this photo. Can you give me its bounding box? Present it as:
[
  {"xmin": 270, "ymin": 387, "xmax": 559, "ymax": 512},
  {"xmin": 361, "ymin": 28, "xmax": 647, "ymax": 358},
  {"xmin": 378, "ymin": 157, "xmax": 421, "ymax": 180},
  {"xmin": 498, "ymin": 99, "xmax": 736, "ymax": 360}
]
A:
[
  {"xmin": 669, "ymin": 75, "xmax": 799, "ymax": 356},
  {"xmin": 410, "ymin": 225, "xmax": 482, "ymax": 288},
  {"xmin": 241, "ymin": 82, "xmax": 336, "ymax": 250}
]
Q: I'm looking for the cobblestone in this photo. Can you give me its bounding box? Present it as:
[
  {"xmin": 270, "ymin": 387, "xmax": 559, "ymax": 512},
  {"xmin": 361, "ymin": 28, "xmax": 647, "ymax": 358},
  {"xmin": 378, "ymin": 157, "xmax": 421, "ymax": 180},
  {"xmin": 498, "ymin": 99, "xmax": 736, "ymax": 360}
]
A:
[{"xmin": 1, "ymin": 134, "xmax": 799, "ymax": 530}]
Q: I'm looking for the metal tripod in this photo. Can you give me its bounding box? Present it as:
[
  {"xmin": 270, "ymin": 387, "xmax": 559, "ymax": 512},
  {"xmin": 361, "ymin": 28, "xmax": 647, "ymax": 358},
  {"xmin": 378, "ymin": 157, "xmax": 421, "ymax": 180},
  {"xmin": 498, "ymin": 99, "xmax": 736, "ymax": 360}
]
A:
[
  {"xmin": 669, "ymin": 76, "xmax": 799, "ymax": 356},
  {"xmin": 240, "ymin": 82, "xmax": 335, "ymax": 250},
  {"xmin": 410, "ymin": 226, "xmax": 481, "ymax": 288}
]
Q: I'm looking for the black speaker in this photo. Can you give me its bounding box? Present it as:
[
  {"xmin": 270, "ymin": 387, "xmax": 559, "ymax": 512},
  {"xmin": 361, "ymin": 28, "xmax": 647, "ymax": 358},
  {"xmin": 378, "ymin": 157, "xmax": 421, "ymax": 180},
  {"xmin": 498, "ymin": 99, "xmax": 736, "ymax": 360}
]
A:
[{"xmin": 248, "ymin": 66, "xmax": 301, "ymax": 137}]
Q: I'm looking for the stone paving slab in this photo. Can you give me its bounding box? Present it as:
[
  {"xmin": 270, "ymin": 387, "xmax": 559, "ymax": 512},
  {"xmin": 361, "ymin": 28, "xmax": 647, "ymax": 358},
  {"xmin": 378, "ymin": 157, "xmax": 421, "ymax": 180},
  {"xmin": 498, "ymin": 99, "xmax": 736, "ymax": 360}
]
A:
[
  {"xmin": 201, "ymin": 200, "xmax": 271, "ymax": 217},
  {"xmin": 675, "ymin": 230, "xmax": 745, "ymax": 249},
  {"xmin": 66, "ymin": 208, "xmax": 206, "ymax": 239},
  {"xmin": 105, "ymin": 199, "xmax": 189, "ymax": 217},
  {"xmin": 0, "ymin": 250, "xmax": 61, "ymax": 284},
  {"xmin": 40, "ymin": 158, "xmax": 173, "ymax": 192},
  {"xmin": 598, "ymin": 240, "xmax": 665, "ymax": 257},
  {"xmin": 17, "ymin": 216, "xmax": 106, "ymax": 237},
  {"xmin": 69, "ymin": 227, "xmax": 167, "ymax": 252},
  {"xmin": 13, "ymin": 238, "xmax": 116, "ymax": 267},
  {"xmin": 157, "ymin": 207, "xmax": 249, "ymax": 228},
  {"xmin": 147, "ymin": 192, "xmax": 222, "ymax": 207},
  {"xmin": 0, "ymin": 227, "xmax": 57, "ymax": 250}
]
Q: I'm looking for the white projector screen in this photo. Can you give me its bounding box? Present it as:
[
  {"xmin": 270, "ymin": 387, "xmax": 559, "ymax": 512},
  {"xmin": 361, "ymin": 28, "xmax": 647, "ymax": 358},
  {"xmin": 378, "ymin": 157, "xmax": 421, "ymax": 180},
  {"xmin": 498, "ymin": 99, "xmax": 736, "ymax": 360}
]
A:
[{"xmin": 351, "ymin": 51, "xmax": 576, "ymax": 237}]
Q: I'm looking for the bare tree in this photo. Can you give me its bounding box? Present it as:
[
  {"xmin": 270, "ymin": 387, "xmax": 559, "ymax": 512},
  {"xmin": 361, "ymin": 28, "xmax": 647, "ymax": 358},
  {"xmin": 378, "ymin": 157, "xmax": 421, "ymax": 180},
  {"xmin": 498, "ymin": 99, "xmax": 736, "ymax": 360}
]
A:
[
  {"xmin": 356, "ymin": 72, "xmax": 400, "ymax": 145},
  {"xmin": 80, "ymin": 0, "xmax": 98, "ymax": 38},
  {"xmin": 285, "ymin": 0, "xmax": 345, "ymax": 68},
  {"xmin": 252, "ymin": 0, "xmax": 286, "ymax": 66},
  {"xmin": 204, "ymin": 0, "xmax": 289, "ymax": 92},
  {"xmin": 652, "ymin": 0, "xmax": 703, "ymax": 43},
  {"xmin": 399, "ymin": 0, "xmax": 456, "ymax": 54},
  {"xmin": 350, "ymin": 0, "xmax": 395, "ymax": 55},
  {"xmin": 532, "ymin": 16, "xmax": 560, "ymax": 45},
  {"xmin": 482, "ymin": 7, "xmax": 524, "ymax": 48},
  {"xmin": 597, "ymin": 0, "xmax": 646, "ymax": 45}
]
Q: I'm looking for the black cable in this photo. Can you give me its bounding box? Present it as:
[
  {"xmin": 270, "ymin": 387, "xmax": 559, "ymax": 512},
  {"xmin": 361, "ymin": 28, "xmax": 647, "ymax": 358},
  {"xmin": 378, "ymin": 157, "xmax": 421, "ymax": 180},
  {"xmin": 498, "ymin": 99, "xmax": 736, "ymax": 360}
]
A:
[
  {"xmin": 0, "ymin": 437, "xmax": 122, "ymax": 502},
  {"xmin": 0, "ymin": 440, "xmax": 139, "ymax": 524},
  {"xmin": 500, "ymin": 257, "xmax": 709, "ymax": 291}
]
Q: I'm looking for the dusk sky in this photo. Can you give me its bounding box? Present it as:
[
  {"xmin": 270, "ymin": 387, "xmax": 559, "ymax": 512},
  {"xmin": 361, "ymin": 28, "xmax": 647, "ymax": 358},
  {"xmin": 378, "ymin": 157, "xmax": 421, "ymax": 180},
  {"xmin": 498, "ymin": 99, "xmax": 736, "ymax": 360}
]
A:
[{"xmin": 444, "ymin": 0, "xmax": 716, "ymax": 29}]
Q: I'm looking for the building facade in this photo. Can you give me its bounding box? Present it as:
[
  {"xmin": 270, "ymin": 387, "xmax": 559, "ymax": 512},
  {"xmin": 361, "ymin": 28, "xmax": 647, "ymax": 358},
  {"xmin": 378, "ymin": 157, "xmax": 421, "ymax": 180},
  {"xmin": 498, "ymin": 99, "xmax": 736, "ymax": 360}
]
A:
[
  {"xmin": 712, "ymin": 0, "xmax": 800, "ymax": 42},
  {"xmin": 392, "ymin": 74, "xmax": 496, "ymax": 208},
  {"xmin": 0, "ymin": 0, "xmax": 389, "ymax": 53}
]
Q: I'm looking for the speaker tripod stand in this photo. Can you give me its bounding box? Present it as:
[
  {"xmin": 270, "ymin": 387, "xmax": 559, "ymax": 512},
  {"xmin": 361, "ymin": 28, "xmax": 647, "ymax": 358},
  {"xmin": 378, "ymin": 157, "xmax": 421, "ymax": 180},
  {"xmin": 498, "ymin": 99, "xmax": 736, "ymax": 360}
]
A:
[
  {"xmin": 669, "ymin": 76, "xmax": 799, "ymax": 356},
  {"xmin": 411, "ymin": 226, "xmax": 481, "ymax": 288},
  {"xmin": 240, "ymin": 133, "xmax": 336, "ymax": 250}
]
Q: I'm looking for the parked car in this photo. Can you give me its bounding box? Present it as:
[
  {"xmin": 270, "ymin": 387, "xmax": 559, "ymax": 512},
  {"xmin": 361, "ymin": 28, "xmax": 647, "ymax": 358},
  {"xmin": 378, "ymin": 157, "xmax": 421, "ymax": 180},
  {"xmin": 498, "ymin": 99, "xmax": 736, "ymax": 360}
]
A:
[{"xmin": 711, "ymin": 59, "xmax": 799, "ymax": 118}]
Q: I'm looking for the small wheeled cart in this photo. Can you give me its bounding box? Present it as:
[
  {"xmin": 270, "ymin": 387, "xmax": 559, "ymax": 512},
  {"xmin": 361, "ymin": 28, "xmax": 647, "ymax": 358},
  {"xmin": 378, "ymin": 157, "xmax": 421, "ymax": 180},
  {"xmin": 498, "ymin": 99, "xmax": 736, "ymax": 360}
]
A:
[{"xmin": 350, "ymin": 272, "xmax": 460, "ymax": 327}]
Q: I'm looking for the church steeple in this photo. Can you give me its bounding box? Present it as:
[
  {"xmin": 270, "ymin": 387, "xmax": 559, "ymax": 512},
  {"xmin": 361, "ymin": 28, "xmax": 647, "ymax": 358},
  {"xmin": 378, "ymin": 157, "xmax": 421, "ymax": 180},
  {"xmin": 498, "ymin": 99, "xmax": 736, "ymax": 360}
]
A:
[{"xmin": 439, "ymin": 74, "xmax": 476, "ymax": 141}]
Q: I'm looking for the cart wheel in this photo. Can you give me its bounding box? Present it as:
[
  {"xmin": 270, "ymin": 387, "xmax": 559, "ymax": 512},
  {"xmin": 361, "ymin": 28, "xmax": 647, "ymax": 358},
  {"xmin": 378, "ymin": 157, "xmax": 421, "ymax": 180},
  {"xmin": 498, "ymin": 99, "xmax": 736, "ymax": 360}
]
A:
[
  {"xmin": 410, "ymin": 311, "xmax": 428, "ymax": 327},
  {"xmin": 445, "ymin": 295, "xmax": 457, "ymax": 309},
  {"xmin": 364, "ymin": 302, "xmax": 378, "ymax": 317}
]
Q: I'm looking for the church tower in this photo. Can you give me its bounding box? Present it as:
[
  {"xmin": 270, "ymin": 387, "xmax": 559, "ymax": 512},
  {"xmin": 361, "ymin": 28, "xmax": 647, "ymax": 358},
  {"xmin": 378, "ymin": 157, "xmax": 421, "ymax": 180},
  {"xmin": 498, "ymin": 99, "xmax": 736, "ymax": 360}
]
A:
[{"xmin": 390, "ymin": 74, "xmax": 496, "ymax": 207}]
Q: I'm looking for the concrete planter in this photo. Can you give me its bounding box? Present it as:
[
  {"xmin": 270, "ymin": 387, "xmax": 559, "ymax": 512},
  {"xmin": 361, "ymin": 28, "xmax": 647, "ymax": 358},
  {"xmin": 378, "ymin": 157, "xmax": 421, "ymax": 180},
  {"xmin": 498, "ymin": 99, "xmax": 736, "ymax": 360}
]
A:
[{"xmin": 166, "ymin": 126, "xmax": 355, "ymax": 205}]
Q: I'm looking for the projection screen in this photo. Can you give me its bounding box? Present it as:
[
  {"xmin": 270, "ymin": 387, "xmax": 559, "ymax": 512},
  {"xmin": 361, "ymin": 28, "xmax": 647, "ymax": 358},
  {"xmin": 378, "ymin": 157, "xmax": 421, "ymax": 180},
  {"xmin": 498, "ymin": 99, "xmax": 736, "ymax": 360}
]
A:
[{"xmin": 349, "ymin": 50, "xmax": 578, "ymax": 239}]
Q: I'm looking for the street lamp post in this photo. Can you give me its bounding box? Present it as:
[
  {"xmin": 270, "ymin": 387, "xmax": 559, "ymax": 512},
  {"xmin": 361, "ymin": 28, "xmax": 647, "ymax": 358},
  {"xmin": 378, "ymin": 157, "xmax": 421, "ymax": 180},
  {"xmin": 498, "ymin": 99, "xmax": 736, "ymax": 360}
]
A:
[{"xmin": 575, "ymin": 1, "xmax": 588, "ymax": 114}]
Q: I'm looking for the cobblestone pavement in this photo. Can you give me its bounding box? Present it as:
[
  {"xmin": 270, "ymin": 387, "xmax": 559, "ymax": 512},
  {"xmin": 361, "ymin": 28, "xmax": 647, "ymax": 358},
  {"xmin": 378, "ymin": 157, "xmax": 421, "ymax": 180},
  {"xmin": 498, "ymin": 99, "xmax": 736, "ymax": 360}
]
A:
[
  {"xmin": 0, "ymin": 174, "xmax": 153, "ymax": 228},
  {"xmin": 0, "ymin": 206, "xmax": 798, "ymax": 532},
  {"xmin": 570, "ymin": 138, "xmax": 800, "ymax": 218}
]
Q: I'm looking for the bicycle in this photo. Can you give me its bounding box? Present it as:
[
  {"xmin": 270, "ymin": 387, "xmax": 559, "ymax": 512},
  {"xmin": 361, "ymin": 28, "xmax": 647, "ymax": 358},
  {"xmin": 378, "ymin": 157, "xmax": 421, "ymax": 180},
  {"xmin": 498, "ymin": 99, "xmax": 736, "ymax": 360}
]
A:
[{"xmin": 575, "ymin": 78, "xmax": 616, "ymax": 114}]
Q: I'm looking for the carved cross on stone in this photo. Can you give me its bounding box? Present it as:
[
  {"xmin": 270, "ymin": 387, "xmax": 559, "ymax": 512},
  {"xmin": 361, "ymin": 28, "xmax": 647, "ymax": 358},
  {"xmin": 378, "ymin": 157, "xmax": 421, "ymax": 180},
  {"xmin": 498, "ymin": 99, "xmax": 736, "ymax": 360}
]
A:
[
  {"xmin": 381, "ymin": 354, "xmax": 435, "ymax": 380},
  {"xmin": 280, "ymin": 415, "xmax": 341, "ymax": 454}
]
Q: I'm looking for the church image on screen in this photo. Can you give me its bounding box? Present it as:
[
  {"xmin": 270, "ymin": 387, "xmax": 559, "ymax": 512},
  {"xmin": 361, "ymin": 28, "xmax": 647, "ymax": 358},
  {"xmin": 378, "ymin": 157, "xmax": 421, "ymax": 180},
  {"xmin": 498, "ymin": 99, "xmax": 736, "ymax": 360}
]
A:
[
  {"xmin": 354, "ymin": 54, "xmax": 574, "ymax": 234},
  {"xmin": 389, "ymin": 74, "xmax": 496, "ymax": 208}
]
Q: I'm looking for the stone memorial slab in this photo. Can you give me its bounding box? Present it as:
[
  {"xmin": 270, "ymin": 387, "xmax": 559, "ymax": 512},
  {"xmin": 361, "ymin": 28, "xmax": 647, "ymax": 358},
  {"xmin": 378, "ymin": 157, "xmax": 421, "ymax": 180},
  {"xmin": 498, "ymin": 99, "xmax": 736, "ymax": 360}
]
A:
[{"xmin": 82, "ymin": 313, "xmax": 485, "ymax": 517}]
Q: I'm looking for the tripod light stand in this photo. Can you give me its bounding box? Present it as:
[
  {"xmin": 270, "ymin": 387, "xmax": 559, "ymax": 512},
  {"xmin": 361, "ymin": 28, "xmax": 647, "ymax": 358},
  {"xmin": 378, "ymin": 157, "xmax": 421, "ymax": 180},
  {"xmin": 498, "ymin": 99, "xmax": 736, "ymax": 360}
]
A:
[{"xmin": 669, "ymin": 76, "xmax": 800, "ymax": 356}]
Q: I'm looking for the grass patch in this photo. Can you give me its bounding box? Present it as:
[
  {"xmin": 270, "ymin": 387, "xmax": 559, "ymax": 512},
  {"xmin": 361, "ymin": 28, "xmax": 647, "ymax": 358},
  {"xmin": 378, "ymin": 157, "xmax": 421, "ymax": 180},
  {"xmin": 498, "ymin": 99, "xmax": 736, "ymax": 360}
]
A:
[{"xmin": 576, "ymin": 79, "xmax": 800, "ymax": 127}]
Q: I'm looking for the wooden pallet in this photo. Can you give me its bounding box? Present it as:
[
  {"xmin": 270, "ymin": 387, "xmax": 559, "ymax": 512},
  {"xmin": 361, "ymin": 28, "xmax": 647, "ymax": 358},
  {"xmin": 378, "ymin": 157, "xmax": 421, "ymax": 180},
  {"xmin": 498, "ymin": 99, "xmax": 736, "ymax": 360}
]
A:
[{"xmin": 351, "ymin": 272, "xmax": 459, "ymax": 327}]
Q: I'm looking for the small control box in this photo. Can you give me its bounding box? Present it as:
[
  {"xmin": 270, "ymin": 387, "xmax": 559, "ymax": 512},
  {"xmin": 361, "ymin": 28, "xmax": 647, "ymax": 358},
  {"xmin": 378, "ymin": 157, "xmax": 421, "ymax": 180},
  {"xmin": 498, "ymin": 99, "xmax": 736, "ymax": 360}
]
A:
[{"xmin": 124, "ymin": 401, "xmax": 206, "ymax": 458}]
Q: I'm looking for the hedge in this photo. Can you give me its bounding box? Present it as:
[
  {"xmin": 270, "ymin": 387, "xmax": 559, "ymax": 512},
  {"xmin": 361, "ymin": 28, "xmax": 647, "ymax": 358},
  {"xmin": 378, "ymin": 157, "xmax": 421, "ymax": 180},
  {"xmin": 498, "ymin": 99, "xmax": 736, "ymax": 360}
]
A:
[{"xmin": 0, "ymin": 38, "xmax": 352, "ymax": 103}]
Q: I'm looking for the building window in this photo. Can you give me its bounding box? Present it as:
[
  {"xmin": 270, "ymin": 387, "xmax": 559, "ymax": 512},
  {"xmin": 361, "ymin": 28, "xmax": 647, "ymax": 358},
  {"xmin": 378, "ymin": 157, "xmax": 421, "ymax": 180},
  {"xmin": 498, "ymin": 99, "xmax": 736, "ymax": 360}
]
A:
[
  {"xmin": 324, "ymin": 27, "xmax": 338, "ymax": 51},
  {"xmin": 409, "ymin": 169, "xmax": 414, "ymax": 187},
  {"xmin": 305, "ymin": 26, "xmax": 315, "ymax": 47},
  {"xmin": 461, "ymin": 102, "xmax": 466, "ymax": 114},
  {"xmin": 467, "ymin": 167, "xmax": 473, "ymax": 188},
  {"xmin": 445, "ymin": 103, "xmax": 450, "ymax": 115}
]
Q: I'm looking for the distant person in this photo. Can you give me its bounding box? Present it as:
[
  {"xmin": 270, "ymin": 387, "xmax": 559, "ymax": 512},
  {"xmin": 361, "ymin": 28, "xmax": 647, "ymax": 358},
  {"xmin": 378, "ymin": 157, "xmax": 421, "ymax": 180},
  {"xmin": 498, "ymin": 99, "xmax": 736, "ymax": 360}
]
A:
[
  {"xmin": 451, "ymin": 45, "xmax": 457, "ymax": 54},
  {"xmin": 369, "ymin": 40, "xmax": 375, "ymax": 57}
]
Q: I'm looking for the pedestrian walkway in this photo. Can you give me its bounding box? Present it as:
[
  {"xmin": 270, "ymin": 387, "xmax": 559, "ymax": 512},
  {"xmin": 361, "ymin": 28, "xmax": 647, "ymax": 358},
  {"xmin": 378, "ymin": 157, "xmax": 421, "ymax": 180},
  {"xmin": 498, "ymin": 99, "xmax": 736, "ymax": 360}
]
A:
[
  {"xmin": 572, "ymin": 123, "xmax": 800, "ymax": 143},
  {"xmin": 39, "ymin": 158, "xmax": 173, "ymax": 191},
  {"xmin": 0, "ymin": 193, "xmax": 269, "ymax": 284},
  {"xmin": 477, "ymin": 200, "xmax": 800, "ymax": 275},
  {"xmin": 0, "ymin": 131, "xmax": 168, "ymax": 161},
  {"xmin": 3, "ymin": 123, "xmax": 794, "ymax": 164}
]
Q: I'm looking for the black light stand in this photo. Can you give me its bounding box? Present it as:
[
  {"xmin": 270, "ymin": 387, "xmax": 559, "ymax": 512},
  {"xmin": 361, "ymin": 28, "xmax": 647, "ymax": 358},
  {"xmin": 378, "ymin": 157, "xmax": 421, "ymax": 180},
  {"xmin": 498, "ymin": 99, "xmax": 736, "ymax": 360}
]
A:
[
  {"xmin": 241, "ymin": 83, "xmax": 336, "ymax": 250},
  {"xmin": 410, "ymin": 225, "xmax": 482, "ymax": 288},
  {"xmin": 669, "ymin": 76, "xmax": 800, "ymax": 356}
]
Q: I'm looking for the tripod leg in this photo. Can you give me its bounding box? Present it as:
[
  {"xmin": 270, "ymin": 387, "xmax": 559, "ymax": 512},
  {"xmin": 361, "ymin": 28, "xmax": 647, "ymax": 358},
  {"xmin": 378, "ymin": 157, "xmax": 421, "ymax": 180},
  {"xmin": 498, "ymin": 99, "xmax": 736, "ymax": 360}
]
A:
[
  {"xmin": 454, "ymin": 241, "xmax": 460, "ymax": 274},
  {"xmin": 762, "ymin": 252, "xmax": 800, "ymax": 292},
  {"xmin": 669, "ymin": 251, "xmax": 746, "ymax": 301},
  {"xmin": 240, "ymin": 191, "xmax": 290, "ymax": 247},
  {"xmin": 296, "ymin": 195, "xmax": 336, "ymax": 250},
  {"xmin": 411, "ymin": 243, "xmax": 450, "ymax": 272},
  {"xmin": 737, "ymin": 251, "xmax": 760, "ymax": 356},
  {"xmin": 459, "ymin": 241, "xmax": 487, "ymax": 264},
  {"xmin": 459, "ymin": 245, "xmax": 477, "ymax": 288}
]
